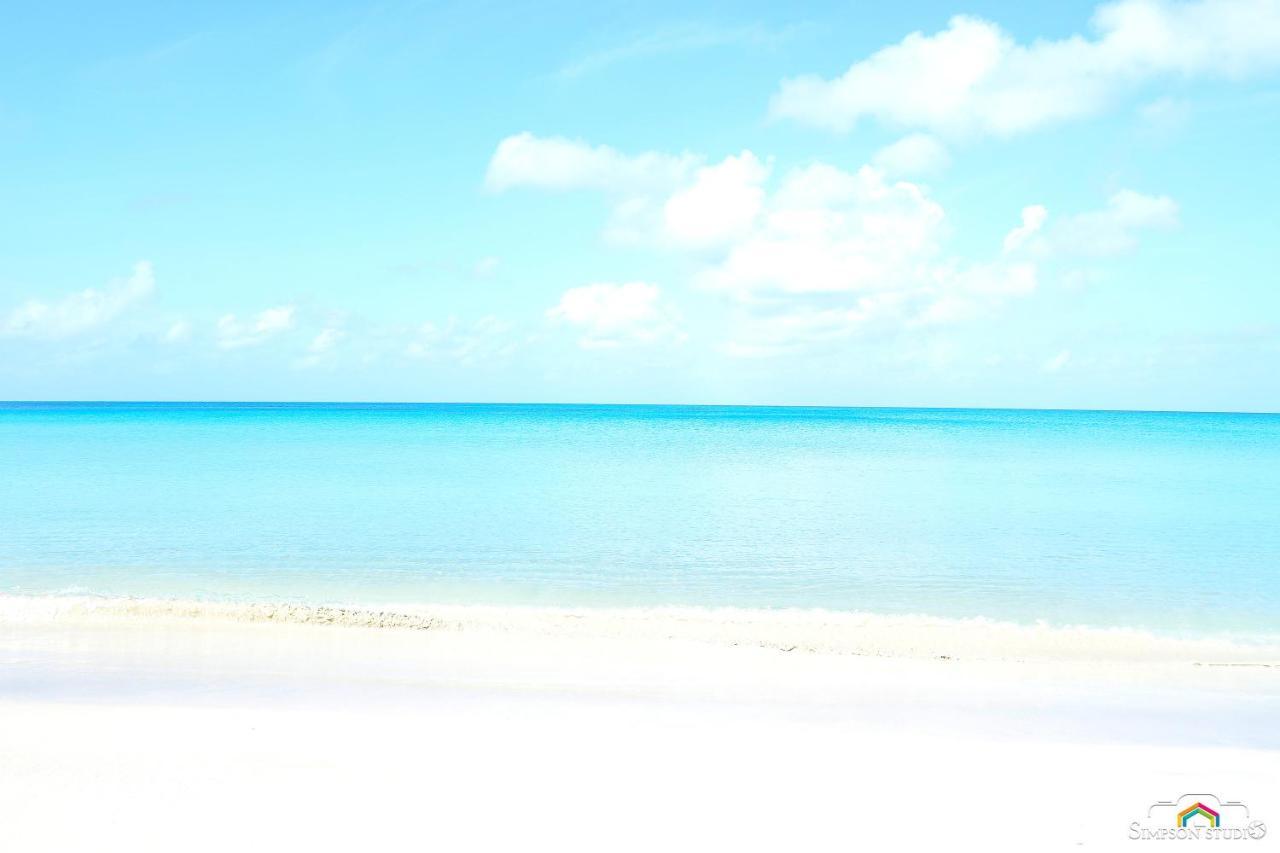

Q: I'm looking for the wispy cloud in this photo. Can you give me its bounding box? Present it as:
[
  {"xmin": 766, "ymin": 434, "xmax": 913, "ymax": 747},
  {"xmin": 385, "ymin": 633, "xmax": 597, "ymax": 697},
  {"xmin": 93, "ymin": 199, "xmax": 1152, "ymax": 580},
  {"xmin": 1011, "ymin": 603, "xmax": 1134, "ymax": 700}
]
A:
[
  {"xmin": 1006, "ymin": 191, "xmax": 1179, "ymax": 258},
  {"xmin": 404, "ymin": 316, "xmax": 518, "ymax": 365},
  {"xmin": 1043, "ymin": 350, "xmax": 1072, "ymax": 372},
  {"xmin": 556, "ymin": 21, "xmax": 806, "ymax": 79},
  {"xmin": 1003, "ymin": 206, "xmax": 1049, "ymax": 254},
  {"xmin": 308, "ymin": 327, "xmax": 345, "ymax": 354},
  {"xmin": 546, "ymin": 282, "xmax": 684, "ymax": 349},
  {"xmin": 292, "ymin": 327, "xmax": 347, "ymax": 369},
  {"xmin": 162, "ymin": 319, "xmax": 192, "ymax": 344},
  {"xmin": 216, "ymin": 305, "xmax": 296, "ymax": 350},
  {"xmin": 1, "ymin": 261, "xmax": 155, "ymax": 340}
]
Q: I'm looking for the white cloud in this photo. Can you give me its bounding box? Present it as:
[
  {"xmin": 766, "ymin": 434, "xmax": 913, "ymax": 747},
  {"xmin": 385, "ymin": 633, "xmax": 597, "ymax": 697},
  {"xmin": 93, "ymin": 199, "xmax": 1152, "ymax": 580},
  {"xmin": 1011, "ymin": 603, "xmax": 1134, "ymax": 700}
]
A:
[
  {"xmin": 486, "ymin": 135, "xmax": 781, "ymax": 251},
  {"xmin": 1003, "ymin": 205, "xmax": 1049, "ymax": 254},
  {"xmin": 2, "ymin": 261, "xmax": 154, "ymax": 339},
  {"xmin": 1002, "ymin": 192, "xmax": 1177, "ymax": 259},
  {"xmin": 216, "ymin": 305, "xmax": 295, "ymax": 350},
  {"xmin": 719, "ymin": 261, "xmax": 1039, "ymax": 354},
  {"xmin": 662, "ymin": 152, "xmax": 770, "ymax": 248},
  {"xmin": 473, "ymin": 256, "xmax": 500, "ymax": 277},
  {"xmin": 494, "ymin": 132, "xmax": 1178, "ymax": 355},
  {"xmin": 546, "ymin": 282, "xmax": 683, "ymax": 349},
  {"xmin": 505, "ymin": 142, "xmax": 1040, "ymax": 351},
  {"xmin": 685, "ymin": 160, "xmax": 1037, "ymax": 351},
  {"xmin": 696, "ymin": 164, "xmax": 946, "ymax": 299},
  {"xmin": 484, "ymin": 132, "xmax": 698, "ymax": 194},
  {"xmin": 487, "ymin": 133, "xmax": 727, "ymax": 247},
  {"xmin": 488, "ymin": 133, "xmax": 757, "ymax": 247},
  {"xmin": 770, "ymin": 0, "xmax": 1280, "ymax": 136},
  {"xmin": 1043, "ymin": 189, "xmax": 1178, "ymax": 256},
  {"xmin": 871, "ymin": 133, "xmax": 951, "ymax": 177},
  {"xmin": 256, "ymin": 306, "xmax": 295, "ymax": 334},
  {"xmin": 720, "ymin": 297, "xmax": 905, "ymax": 356},
  {"xmin": 693, "ymin": 165, "xmax": 1038, "ymax": 348}
]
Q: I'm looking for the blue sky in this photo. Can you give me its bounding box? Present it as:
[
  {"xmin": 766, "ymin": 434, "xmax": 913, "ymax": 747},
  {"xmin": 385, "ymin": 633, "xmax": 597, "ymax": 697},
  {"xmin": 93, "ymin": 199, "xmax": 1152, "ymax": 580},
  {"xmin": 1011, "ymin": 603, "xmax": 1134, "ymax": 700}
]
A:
[{"xmin": 2, "ymin": 0, "xmax": 1278, "ymax": 409}]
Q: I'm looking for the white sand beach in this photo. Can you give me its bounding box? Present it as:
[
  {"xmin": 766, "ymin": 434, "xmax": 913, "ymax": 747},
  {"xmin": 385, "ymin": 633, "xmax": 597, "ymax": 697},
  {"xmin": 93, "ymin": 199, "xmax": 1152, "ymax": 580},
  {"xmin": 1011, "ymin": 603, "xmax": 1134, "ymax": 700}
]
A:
[{"xmin": 2, "ymin": 596, "xmax": 1277, "ymax": 852}]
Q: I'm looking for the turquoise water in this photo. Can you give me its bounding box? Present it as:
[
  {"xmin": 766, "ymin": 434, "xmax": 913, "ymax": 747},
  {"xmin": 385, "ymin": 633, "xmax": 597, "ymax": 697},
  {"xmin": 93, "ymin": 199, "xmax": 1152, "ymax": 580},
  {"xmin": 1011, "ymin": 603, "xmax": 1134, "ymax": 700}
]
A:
[{"xmin": 2, "ymin": 402, "xmax": 1278, "ymax": 637}]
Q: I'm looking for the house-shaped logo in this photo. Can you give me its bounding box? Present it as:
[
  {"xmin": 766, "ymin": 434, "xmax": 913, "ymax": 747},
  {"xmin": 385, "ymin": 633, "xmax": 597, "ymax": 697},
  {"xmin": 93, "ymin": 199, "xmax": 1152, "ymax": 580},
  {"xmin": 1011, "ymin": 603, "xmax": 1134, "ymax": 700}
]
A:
[
  {"xmin": 1130, "ymin": 793, "xmax": 1266, "ymax": 841},
  {"xmin": 1177, "ymin": 802, "xmax": 1221, "ymax": 828}
]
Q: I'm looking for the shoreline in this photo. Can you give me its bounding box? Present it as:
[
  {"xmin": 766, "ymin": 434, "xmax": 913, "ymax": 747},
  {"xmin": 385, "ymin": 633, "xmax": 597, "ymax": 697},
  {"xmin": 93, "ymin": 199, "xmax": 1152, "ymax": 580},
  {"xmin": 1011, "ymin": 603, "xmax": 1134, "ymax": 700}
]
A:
[
  {"xmin": 4, "ymin": 591, "xmax": 1279, "ymax": 851},
  {"xmin": 4, "ymin": 592, "xmax": 1280, "ymax": 664}
]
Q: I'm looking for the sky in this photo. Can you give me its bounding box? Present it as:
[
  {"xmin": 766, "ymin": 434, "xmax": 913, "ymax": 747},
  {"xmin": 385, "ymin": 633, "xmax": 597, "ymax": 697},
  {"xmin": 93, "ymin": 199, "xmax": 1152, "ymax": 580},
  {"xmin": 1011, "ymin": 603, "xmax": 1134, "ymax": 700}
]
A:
[{"xmin": 2, "ymin": 0, "xmax": 1278, "ymax": 410}]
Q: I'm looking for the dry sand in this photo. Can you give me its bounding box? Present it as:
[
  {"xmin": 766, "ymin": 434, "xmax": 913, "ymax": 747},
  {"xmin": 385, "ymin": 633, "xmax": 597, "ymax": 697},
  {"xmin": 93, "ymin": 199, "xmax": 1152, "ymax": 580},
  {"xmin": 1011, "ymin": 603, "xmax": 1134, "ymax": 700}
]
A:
[{"xmin": 1, "ymin": 596, "xmax": 1277, "ymax": 851}]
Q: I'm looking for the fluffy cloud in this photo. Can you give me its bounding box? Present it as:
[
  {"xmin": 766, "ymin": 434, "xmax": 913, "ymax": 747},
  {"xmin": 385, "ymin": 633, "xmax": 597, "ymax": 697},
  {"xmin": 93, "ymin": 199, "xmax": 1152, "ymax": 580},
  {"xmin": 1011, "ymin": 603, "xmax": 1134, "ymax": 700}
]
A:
[
  {"xmin": 546, "ymin": 282, "xmax": 683, "ymax": 349},
  {"xmin": 489, "ymin": 133, "xmax": 768, "ymax": 248},
  {"xmin": 216, "ymin": 305, "xmax": 295, "ymax": 350},
  {"xmin": 871, "ymin": 133, "xmax": 951, "ymax": 177},
  {"xmin": 2, "ymin": 261, "xmax": 154, "ymax": 339},
  {"xmin": 696, "ymin": 164, "xmax": 945, "ymax": 298},
  {"xmin": 770, "ymin": 0, "xmax": 1280, "ymax": 136},
  {"xmin": 509, "ymin": 143, "xmax": 1042, "ymax": 351},
  {"xmin": 661, "ymin": 152, "xmax": 770, "ymax": 249},
  {"xmin": 686, "ymin": 163, "xmax": 1038, "ymax": 350},
  {"xmin": 493, "ymin": 133, "xmax": 1179, "ymax": 354},
  {"xmin": 484, "ymin": 132, "xmax": 698, "ymax": 194},
  {"xmin": 491, "ymin": 143, "xmax": 1015, "ymax": 333}
]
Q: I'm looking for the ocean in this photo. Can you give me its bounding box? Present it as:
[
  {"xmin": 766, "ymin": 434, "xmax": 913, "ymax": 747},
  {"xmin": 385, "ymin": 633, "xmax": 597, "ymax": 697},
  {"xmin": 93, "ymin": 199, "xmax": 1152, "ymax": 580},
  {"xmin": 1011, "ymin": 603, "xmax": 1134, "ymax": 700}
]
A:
[{"xmin": 2, "ymin": 402, "xmax": 1277, "ymax": 639}]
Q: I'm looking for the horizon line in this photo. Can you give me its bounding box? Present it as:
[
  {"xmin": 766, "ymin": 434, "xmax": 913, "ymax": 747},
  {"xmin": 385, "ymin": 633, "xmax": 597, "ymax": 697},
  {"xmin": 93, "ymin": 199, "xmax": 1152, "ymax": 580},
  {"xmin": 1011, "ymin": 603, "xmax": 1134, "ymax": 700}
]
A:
[{"xmin": 2, "ymin": 400, "xmax": 1277, "ymax": 417}]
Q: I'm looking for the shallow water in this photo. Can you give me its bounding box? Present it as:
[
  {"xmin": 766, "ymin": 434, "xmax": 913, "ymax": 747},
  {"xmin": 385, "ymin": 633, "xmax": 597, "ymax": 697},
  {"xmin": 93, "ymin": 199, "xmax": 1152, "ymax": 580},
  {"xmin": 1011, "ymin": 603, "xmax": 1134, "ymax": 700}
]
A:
[{"xmin": 2, "ymin": 402, "xmax": 1278, "ymax": 637}]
